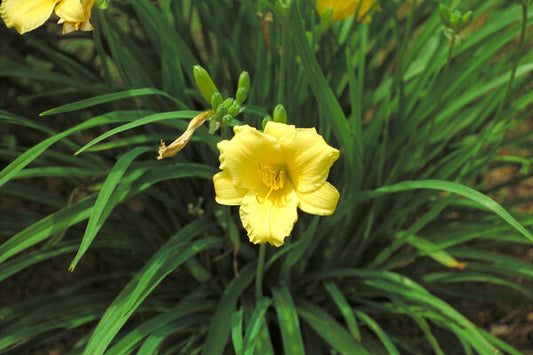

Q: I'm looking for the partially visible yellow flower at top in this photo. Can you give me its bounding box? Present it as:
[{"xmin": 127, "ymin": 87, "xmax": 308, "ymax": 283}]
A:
[
  {"xmin": 0, "ymin": 0, "xmax": 94, "ymax": 35},
  {"xmin": 316, "ymin": 0, "xmax": 377, "ymax": 23},
  {"xmin": 214, "ymin": 121, "xmax": 340, "ymax": 247}
]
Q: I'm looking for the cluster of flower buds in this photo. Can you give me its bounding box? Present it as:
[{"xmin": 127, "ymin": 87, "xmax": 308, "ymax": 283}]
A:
[
  {"xmin": 262, "ymin": 104, "xmax": 288, "ymax": 130},
  {"xmin": 438, "ymin": 4, "xmax": 473, "ymax": 42},
  {"xmin": 96, "ymin": 0, "xmax": 110, "ymax": 10},
  {"xmin": 193, "ymin": 65, "xmax": 250, "ymax": 134}
]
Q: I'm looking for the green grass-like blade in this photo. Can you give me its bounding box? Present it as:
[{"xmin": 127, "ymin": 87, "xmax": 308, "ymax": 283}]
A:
[
  {"xmin": 273, "ymin": 284, "xmax": 305, "ymax": 355},
  {"xmin": 0, "ymin": 195, "xmax": 96, "ymax": 264},
  {"xmin": 0, "ymin": 111, "xmax": 140, "ymax": 188},
  {"xmin": 297, "ymin": 300, "xmax": 370, "ymax": 355},
  {"xmin": 231, "ymin": 308, "xmax": 244, "ymax": 355},
  {"xmin": 202, "ymin": 262, "xmax": 256, "ymax": 355},
  {"xmin": 242, "ymin": 297, "xmax": 272, "ymax": 355},
  {"xmin": 324, "ymin": 282, "xmax": 361, "ymax": 341},
  {"xmin": 288, "ymin": 2, "xmax": 356, "ymax": 167},
  {"xmin": 82, "ymin": 220, "xmax": 219, "ymax": 355},
  {"xmin": 74, "ymin": 110, "xmax": 198, "ymax": 155},
  {"xmin": 354, "ymin": 179, "xmax": 533, "ymax": 242},
  {"xmin": 40, "ymin": 88, "xmax": 185, "ymax": 116},
  {"xmin": 353, "ymin": 310, "xmax": 400, "ymax": 355},
  {"xmin": 69, "ymin": 146, "xmax": 151, "ymax": 270}
]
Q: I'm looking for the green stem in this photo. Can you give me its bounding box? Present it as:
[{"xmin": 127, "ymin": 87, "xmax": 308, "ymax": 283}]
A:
[{"xmin": 256, "ymin": 244, "xmax": 266, "ymax": 300}]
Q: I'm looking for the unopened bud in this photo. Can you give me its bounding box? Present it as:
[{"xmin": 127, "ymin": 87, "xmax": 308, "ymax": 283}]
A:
[
  {"xmin": 222, "ymin": 114, "xmax": 233, "ymax": 126},
  {"xmin": 216, "ymin": 103, "xmax": 229, "ymax": 117},
  {"xmin": 273, "ymin": 104, "xmax": 287, "ymax": 124},
  {"xmin": 438, "ymin": 4, "xmax": 451, "ymax": 27},
  {"xmin": 96, "ymin": 0, "xmax": 109, "ymax": 9},
  {"xmin": 236, "ymin": 87, "xmax": 248, "ymax": 105},
  {"xmin": 238, "ymin": 71, "xmax": 250, "ymax": 93},
  {"xmin": 211, "ymin": 92, "xmax": 223, "ymax": 111},
  {"xmin": 462, "ymin": 11, "xmax": 473, "ymax": 26},
  {"xmin": 262, "ymin": 115, "xmax": 273, "ymax": 130},
  {"xmin": 193, "ymin": 65, "xmax": 220, "ymax": 104},
  {"xmin": 228, "ymin": 102, "xmax": 241, "ymax": 117}
]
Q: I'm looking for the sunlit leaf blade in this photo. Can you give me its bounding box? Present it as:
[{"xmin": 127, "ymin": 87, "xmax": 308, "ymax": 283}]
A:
[
  {"xmin": 40, "ymin": 88, "xmax": 185, "ymax": 115},
  {"xmin": 0, "ymin": 111, "xmax": 141, "ymax": 188},
  {"xmin": 74, "ymin": 110, "xmax": 199, "ymax": 155},
  {"xmin": 105, "ymin": 300, "xmax": 214, "ymax": 355},
  {"xmin": 82, "ymin": 220, "xmax": 219, "ymax": 355},
  {"xmin": 202, "ymin": 263, "xmax": 256, "ymax": 355},
  {"xmin": 69, "ymin": 146, "xmax": 151, "ymax": 270},
  {"xmin": 297, "ymin": 300, "xmax": 370, "ymax": 355},
  {"xmin": 324, "ymin": 282, "xmax": 361, "ymax": 341},
  {"xmin": 231, "ymin": 308, "xmax": 244, "ymax": 355},
  {"xmin": 242, "ymin": 297, "xmax": 272, "ymax": 355},
  {"xmin": 0, "ymin": 195, "xmax": 96, "ymax": 264},
  {"xmin": 353, "ymin": 310, "xmax": 400, "ymax": 355},
  {"xmin": 354, "ymin": 180, "xmax": 533, "ymax": 242},
  {"xmin": 273, "ymin": 284, "xmax": 305, "ymax": 355}
]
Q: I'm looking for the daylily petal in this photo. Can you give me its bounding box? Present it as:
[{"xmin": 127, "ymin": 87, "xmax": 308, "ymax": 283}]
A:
[
  {"xmin": 280, "ymin": 127, "xmax": 339, "ymax": 193},
  {"xmin": 218, "ymin": 125, "xmax": 284, "ymax": 192},
  {"xmin": 0, "ymin": 0, "xmax": 59, "ymax": 34},
  {"xmin": 55, "ymin": 0, "xmax": 86, "ymax": 22},
  {"xmin": 264, "ymin": 121, "xmax": 295, "ymax": 141},
  {"xmin": 297, "ymin": 182, "xmax": 340, "ymax": 216},
  {"xmin": 239, "ymin": 189, "xmax": 299, "ymax": 247},
  {"xmin": 213, "ymin": 171, "xmax": 248, "ymax": 206}
]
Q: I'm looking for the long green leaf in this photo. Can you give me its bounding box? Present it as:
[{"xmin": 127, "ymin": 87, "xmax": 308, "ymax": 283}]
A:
[
  {"xmin": 202, "ymin": 262, "xmax": 257, "ymax": 355},
  {"xmin": 0, "ymin": 111, "xmax": 141, "ymax": 188},
  {"xmin": 40, "ymin": 88, "xmax": 185, "ymax": 115},
  {"xmin": 273, "ymin": 284, "xmax": 305, "ymax": 355},
  {"xmin": 297, "ymin": 300, "xmax": 369, "ymax": 355},
  {"xmin": 353, "ymin": 180, "xmax": 533, "ymax": 242},
  {"xmin": 69, "ymin": 146, "xmax": 150, "ymax": 270},
  {"xmin": 74, "ymin": 110, "xmax": 199, "ymax": 155},
  {"xmin": 82, "ymin": 220, "xmax": 219, "ymax": 355}
]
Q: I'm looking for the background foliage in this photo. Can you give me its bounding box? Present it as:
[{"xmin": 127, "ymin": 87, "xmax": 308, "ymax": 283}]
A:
[{"xmin": 1, "ymin": 0, "xmax": 533, "ymax": 353}]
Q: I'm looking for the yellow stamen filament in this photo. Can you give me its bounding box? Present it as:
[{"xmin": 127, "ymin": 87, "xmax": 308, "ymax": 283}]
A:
[{"xmin": 258, "ymin": 164, "xmax": 286, "ymax": 203}]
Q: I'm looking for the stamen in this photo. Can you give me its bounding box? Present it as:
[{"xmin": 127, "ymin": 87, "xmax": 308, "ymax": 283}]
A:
[{"xmin": 257, "ymin": 164, "xmax": 287, "ymax": 204}]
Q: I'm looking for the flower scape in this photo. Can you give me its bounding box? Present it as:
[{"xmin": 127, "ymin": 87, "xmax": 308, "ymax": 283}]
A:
[{"xmin": 214, "ymin": 121, "xmax": 340, "ymax": 247}]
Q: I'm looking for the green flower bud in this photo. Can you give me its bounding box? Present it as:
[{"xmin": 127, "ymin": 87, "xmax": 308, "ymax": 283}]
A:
[
  {"xmin": 235, "ymin": 72, "xmax": 250, "ymax": 104},
  {"xmin": 438, "ymin": 4, "xmax": 452, "ymax": 27},
  {"xmin": 193, "ymin": 65, "xmax": 220, "ymax": 104},
  {"xmin": 222, "ymin": 114, "xmax": 233, "ymax": 126},
  {"xmin": 449, "ymin": 11, "xmax": 460, "ymax": 28},
  {"xmin": 238, "ymin": 71, "xmax": 250, "ymax": 93},
  {"xmin": 228, "ymin": 102, "xmax": 241, "ymax": 117},
  {"xmin": 216, "ymin": 103, "xmax": 229, "ymax": 117},
  {"xmin": 273, "ymin": 104, "xmax": 287, "ymax": 124},
  {"xmin": 208, "ymin": 118, "xmax": 219, "ymax": 134},
  {"xmin": 462, "ymin": 11, "xmax": 473, "ymax": 26},
  {"xmin": 211, "ymin": 92, "xmax": 223, "ymax": 111},
  {"xmin": 223, "ymin": 97, "xmax": 234, "ymax": 107},
  {"xmin": 236, "ymin": 87, "xmax": 248, "ymax": 105},
  {"xmin": 96, "ymin": 0, "xmax": 109, "ymax": 10},
  {"xmin": 262, "ymin": 115, "xmax": 273, "ymax": 130}
]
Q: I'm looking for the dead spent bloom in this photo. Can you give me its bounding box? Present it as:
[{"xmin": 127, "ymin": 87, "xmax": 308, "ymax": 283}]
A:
[{"xmin": 158, "ymin": 110, "xmax": 213, "ymax": 160}]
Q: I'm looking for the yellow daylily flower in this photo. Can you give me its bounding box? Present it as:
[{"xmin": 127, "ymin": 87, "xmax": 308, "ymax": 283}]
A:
[
  {"xmin": 316, "ymin": 0, "xmax": 377, "ymax": 23},
  {"xmin": 214, "ymin": 121, "xmax": 340, "ymax": 247},
  {"xmin": 0, "ymin": 0, "xmax": 94, "ymax": 35}
]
